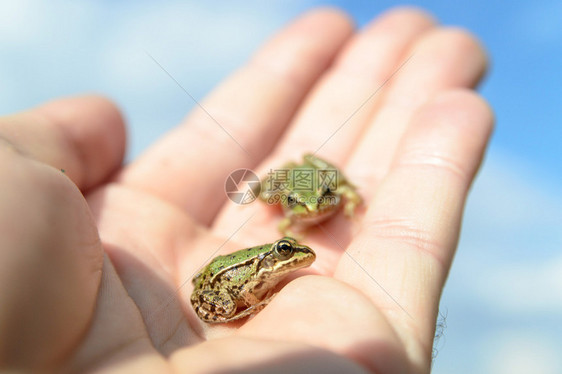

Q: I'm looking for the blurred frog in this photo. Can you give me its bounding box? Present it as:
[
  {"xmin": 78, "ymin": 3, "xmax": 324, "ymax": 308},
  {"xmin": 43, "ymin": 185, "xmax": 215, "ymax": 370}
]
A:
[{"xmin": 260, "ymin": 153, "xmax": 361, "ymax": 236}]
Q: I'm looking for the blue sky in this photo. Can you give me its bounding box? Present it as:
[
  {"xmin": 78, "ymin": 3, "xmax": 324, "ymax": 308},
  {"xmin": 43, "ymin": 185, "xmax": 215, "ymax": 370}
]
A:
[{"xmin": 1, "ymin": 1, "xmax": 561, "ymax": 373}]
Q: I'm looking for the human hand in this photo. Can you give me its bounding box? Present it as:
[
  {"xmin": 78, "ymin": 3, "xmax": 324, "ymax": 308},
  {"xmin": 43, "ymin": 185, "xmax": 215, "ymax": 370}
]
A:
[{"xmin": 0, "ymin": 7, "xmax": 492, "ymax": 373}]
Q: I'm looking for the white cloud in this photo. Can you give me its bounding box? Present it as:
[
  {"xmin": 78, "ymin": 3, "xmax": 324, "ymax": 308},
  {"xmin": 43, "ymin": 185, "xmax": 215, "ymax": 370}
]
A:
[
  {"xmin": 477, "ymin": 255, "xmax": 562, "ymax": 313},
  {"xmin": 0, "ymin": 1, "xmax": 107, "ymax": 111},
  {"xmin": 99, "ymin": 2, "xmax": 294, "ymax": 94},
  {"xmin": 93, "ymin": 2, "xmax": 299, "ymax": 158},
  {"xmin": 453, "ymin": 148, "xmax": 562, "ymax": 271},
  {"xmin": 0, "ymin": 1, "xmax": 304, "ymax": 155},
  {"xmin": 465, "ymin": 149, "xmax": 562, "ymax": 234},
  {"xmin": 453, "ymin": 149, "xmax": 562, "ymax": 313},
  {"xmin": 0, "ymin": 0, "xmax": 45, "ymax": 43},
  {"xmin": 436, "ymin": 148, "xmax": 562, "ymax": 373},
  {"xmin": 0, "ymin": 0, "xmax": 102, "ymax": 44},
  {"xmin": 481, "ymin": 329, "xmax": 562, "ymax": 374}
]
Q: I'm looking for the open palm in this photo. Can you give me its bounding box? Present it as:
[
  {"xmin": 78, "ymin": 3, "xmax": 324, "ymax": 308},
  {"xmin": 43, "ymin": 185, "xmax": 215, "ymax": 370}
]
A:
[{"xmin": 0, "ymin": 7, "xmax": 492, "ymax": 373}]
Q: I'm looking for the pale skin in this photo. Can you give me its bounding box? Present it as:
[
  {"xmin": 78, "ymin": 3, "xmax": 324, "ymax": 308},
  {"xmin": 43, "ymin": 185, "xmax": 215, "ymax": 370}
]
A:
[{"xmin": 0, "ymin": 7, "xmax": 493, "ymax": 374}]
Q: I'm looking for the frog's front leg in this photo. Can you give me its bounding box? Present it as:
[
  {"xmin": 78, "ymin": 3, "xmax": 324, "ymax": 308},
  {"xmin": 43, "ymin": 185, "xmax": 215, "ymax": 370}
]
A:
[
  {"xmin": 278, "ymin": 216, "xmax": 292, "ymax": 236},
  {"xmin": 259, "ymin": 176, "xmax": 274, "ymax": 203},
  {"xmin": 228, "ymin": 291, "xmax": 279, "ymax": 322},
  {"xmin": 278, "ymin": 216, "xmax": 303, "ymax": 239},
  {"xmin": 191, "ymin": 289, "xmax": 236, "ymax": 323},
  {"xmin": 339, "ymin": 185, "xmax": 362, "ymax": 218},
  {"xmin": 303, "ymin": 153, "xmax": 337, "ymax": 170}
]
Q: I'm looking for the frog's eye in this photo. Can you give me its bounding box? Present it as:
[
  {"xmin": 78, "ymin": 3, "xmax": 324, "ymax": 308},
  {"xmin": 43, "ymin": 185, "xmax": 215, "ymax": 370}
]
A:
[
  {"xmin": 274, "ymin": 239, "xmax": 294, "ymax": 259},
  {"xmin": 287, "ymin": 194, "xmax": 297, "ymax": 206}
]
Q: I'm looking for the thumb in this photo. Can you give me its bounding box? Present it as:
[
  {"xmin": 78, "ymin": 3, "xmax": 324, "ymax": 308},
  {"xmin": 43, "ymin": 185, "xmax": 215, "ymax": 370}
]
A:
[{"xmin": 0, "ymin": 101, "xmax": 107, "ymax": 370}]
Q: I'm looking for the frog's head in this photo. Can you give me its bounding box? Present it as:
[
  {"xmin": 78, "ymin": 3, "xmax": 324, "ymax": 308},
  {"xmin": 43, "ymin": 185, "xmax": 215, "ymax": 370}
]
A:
[
  {"xmin": 257, "ymin": 237, "xmax": 316, "ymax": 279},
  {"xmin": 281, "ymin": 186, "xmax": 341, "ymax": 225}
]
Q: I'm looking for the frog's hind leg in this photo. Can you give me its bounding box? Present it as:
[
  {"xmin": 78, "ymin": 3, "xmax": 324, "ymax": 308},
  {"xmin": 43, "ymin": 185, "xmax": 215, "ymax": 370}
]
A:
[
  {"xmin": 304, "ymin": 153, "xmax": 349, "ymax": 188},
  {"xmin": 281, "ymin": 160, "xmax": 299, "ymax": 169},
  {"xmin": 304, "ymin": 154, "xmax": 362, "ymax": 216},
  {"xmin": 192, "ymin": 290, "xmax": 237, "ymax": 324},
  {"xmin": 304, "ymin": 153, "xmax": 354, "ymax": 182}
]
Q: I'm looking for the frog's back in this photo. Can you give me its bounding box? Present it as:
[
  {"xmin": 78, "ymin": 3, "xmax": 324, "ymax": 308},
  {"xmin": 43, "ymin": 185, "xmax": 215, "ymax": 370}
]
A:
[{"xmin": 206, "ymin": 245, "xmax": 269, "ymax": 277}]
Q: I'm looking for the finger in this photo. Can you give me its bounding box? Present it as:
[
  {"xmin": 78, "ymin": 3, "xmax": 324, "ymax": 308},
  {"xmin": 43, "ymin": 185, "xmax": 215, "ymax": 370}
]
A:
[
  {"xmin": 345, "ymin": 28, "xmax": 488, "ymax": 196},
  {"xmin": 213, "ymin": 8, "xmax": 435, "ymax": 245},
  {"xmin": 238, "ymin": 276, "xmax": 412, "ymax": 373},
  {"xmin": 172, "ymin": 337, "xmax": 368, "ymax": 373},
  {"xmin": 0, "ymin": 146, "xmax": 103, "ymax": 370},
  {"xmin": 85, "ymin": 183, "xmax": 203, "ymax": 352},
  {"xmin": 267, "ymin": 7, "xmax": 435, "ymax": 163},
  {"xmin": 312, "ymin": 28, "xmax": 488, "ymax": 265},
  {"xmin": 118, "ymin": 8, "xmax": 354, "ymax": 225},
  {"xmin": 0, "ymin": 95, "xmax": 126, "ymax": 190},
  {"xmin": 335, "ymin": 90, "xmax": 493, "ymax": 368}
]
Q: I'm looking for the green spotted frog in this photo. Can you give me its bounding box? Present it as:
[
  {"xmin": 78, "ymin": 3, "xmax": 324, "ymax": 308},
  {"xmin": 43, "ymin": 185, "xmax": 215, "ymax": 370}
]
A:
[
  {"xmin": 260, "ymin": 154, "xmax": 362, "ymax": 236},
  {"xmin": 191, "ymin": 237, "xmax": 315, "ymax": 323}
]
